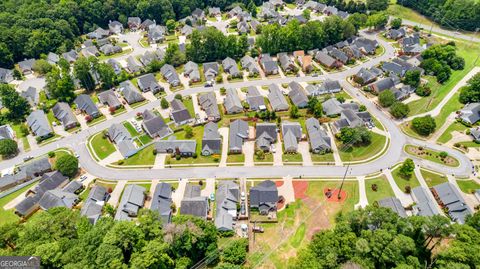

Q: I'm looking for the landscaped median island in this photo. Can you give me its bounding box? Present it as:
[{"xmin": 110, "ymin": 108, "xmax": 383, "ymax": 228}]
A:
[{"xmin": 404, "ymin": 145, "xmax": 460, "ymax": 167}]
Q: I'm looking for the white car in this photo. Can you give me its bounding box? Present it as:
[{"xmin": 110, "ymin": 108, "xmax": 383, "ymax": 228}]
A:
[{"xmin": 241, "ymin": 191, "xmax": 246, "ymax": 201}]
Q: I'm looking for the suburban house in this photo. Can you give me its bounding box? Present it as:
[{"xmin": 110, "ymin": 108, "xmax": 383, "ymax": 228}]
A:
[
  {"xmin": 81, "ymin": 185, "xmax": 109, "ymax": 224},
  {"xmin": 0, "ymin": 68, "xmax": 14, "ymax": 83},
  {"xmin": 329, "ymin": 48, "xmax": 349, "ymax": 64},
  {"xmin": 192, "ymin": 8, "xmax": 206, "ymax": 21},
  {"xmin": 21, "ymin": 87, "xmax": 39, "ymax": 107},
  {"xmin": 150, "ymin": 183, "xmax": 173, "ymax": 225},
  {"xmin": 412, "ymin": 186, "xmax": 442, "ymax": 217},
  {"xmin": 81, "ymin": 46, "xmax": 100, "ymax": 58},
  {"xmin": 181, "ymin": 25, "xmax": 194, "ymax": 36},
  {"xmin": 215, "ymin": 180, "xmax": 239, "ymax": 231},
  {"xmin": 99, "ymin": 44, "xmax": 122, "ymax": 55},
  {"xmin": 87, "ymin": 27, "xmax": 110, "ymax": 39},
  {"xmin": 459, "ymin": 103, "xmax": 480, "ymax": 125},
  {"xmin": 148, "ymin": 25, "xmax": 166, "ymax": 43},
  {"xmin": 142, "ymin": 110, "xmax": 172, "ymax": 139},
  {"xmin": 15, "ymin": 171, "xmax": 69, "ymax": 217},
  {"xmin": 39, "ymin": 186, "xmax": 80, "ymax": 212},
  {"xmin": 402, "ymin": 33, "xmax": 425, "ymax": 55},
  {"xmin": 181, "ymin": 184, "xmax": 209, "ymax": 219},
  {"xmin": 208, "ymin": 7, "xmax": 221, "ymax": 16},
  {"xmin": 18, "ymin": 59, "xmax": 36, "ymax": 74},
  {"xmin": 224, "ymin": 88, "xmax": 243, "ymax": 114},
  {"xmin": 294, "ymin": 50, "xmax": 313, "ymax": 73},
  {"xmin": 107, "ymin": 123, "xmax": 138, "ymax": 158},
  {"xmin": 288, "ymin": 81, "xmax": 309, "ymax": 108},
  {"xmin": 127, "ymin": 17, "xmax": 142, "ymax": 30},
  {"xmin": 115, "ymin": 184, "xmax": 146, "ymax": 221},
  {"xmin": 62, "ymin": 50, "xmax": 78, "ymax": 63},
  {"xmin": 119, "ymin": 81, "xmax": 145, "ymax": 105},
  {"xmin": 139, "ymin": 50, "xmax": 164, "ymax": 66},
  {"xmin": 0, "ymin": 157, "xmax": 52, "ymax": 192},
  {"xmin": 305, "ymin": 117, "xmax": 331, "ymax": 154},
  {"xmin": 140, "ymin": 19, "xmax": 156, "ymax": 30},
  {"xmin": 155, "ymin": 137, "xmax": 196, "ymax": 156},
  {"xmin": 222, "ymin": 57, "xmax": 242, "ymax": 78},
  {"xmin": 307, "ymin": 79, "xmax": 342, "ymax": 96},
  {"xmin": 249, "ymin": 180, "xmax": 278, "ymax": 215},
  {"xmin": 386, "ymin": 27, "xmax": 406, "ymax": 40},
  {"xmin": 277, "ymin": 53, "xmax": 295, "ymax": 72},
  {"xmin": 107, "ymin": 59, "xmax": 123, "ymax": 75},
  {"xmin": 170, "ymin": 99, "xmax": 193, "ymax": 125},
  {"xmin": 108, "ymin": 20, "xmax": 124, "ymax": 34},
  {"xmin": 203, "ymin": 62, "xmax": 219, "ymax": 81},
  {"xmin": 184, "ymin": 61, "xmax": 201, "ymax": 83},
  {"xmin": 351, "ymin": 37, "xmax": 378, "ymax": 55},
  {"xmin": 137, "ymin": 73, "xmax": 163, "ymax": 93},
  {"xmin": 0, "ymin": 124, "xmax": 14, "ymax": 140},
  {"xmin": 198, "ymin": 92, "xmax": 221, "ymax": 122},
  {"xmin": 246, "ymin": 86, "xmax": 266, "ymax": 111},
  {"xmin": 126, "ymin": 56, "xmax": 143, "ymax": 73},
  {"xmin": 315, "ymin": 51, "xmax": 340, "ymax": 68},
  {"xmin": 256, "ymin": 123, "xmax": 277, "ymax": 152},
  {"xmin": 378, "ymin": 197, "xmax": 407, "ymax": 217},
  {"xmin": 97, "ymin": 89, "xmax": 122, "ymax": 109},
  {"xmin": 369, "ymin": 77, "xmax": 396, "ymax": 94},
  {"xmin": 229, "ymin": 119, "xmax": 249, "ymax": 154},
  {"xmin": 268, "ymin": 84, "xmax": 289, "ymax": 111},
  {"xmin": 74, "ymin": 94, "xmax": 101, "ymax": 118},
  {"xmin": 322, "ymin": 98, "xmax": 350, "ymax": 116},
  {"xmin": 240, "ymin": 55, "xmax": 260, "ymax": 75},
  {"xmin": 160, "ymin": 64, "xmax": 181, "ymax": 87},
  {"xmin": 52, "ymin": 102, "xmax": 78, "ymax": 130},
  {"xmin": 353, "ymin": 67, "xmax": 383, "ymax": 85},
  {"xmin": 432, "ymin": 182, "xmax": 473, "ymax": 224},
  {"xmin": 470, "ymin": 127, "xmax": 480, "ymax": 142},
  {"xmin": 282, "ymin": 121, "xmax": 302, "ymax": 153},
  {"xmin": 333, "ymin": 109, "xmax": 368, "ymax": 133},
  {"xmin": 26, "ymin": 110, "xmax": 53, "ymax": 140},
  {"xmin": 202, "ymin": 122, "xmax": 222, "ymax": 156},
  {"xmin": 259, "ymin": 54, "xmax": 279, "ymax": 75}
]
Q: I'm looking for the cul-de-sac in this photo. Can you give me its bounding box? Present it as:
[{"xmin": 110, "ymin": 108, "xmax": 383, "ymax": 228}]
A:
[{"xmin": 0, "ymin": 0, "xmax": 479, "ymax": 268}]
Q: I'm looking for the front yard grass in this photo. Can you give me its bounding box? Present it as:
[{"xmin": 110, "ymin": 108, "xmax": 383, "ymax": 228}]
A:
[
  {"xmin": 116, "ymin": 144, "xmax": 156, "ymax": 166},
  {"xmin": 254, "ymin": 152, "xmax": 273, "ymax": 164},
  {"xmin": 391, "ymin": 166, "xmax": 421, "ymax": 193},
  {"xmin": 437, "ymin": 121, "xmax": 469, "ymax": 144},
  {"xmin": 0, "ymin": 181, "xmax": 37, "ymax": 225},
  {"xmin": 123, "ymin": 121, "xmax": 141, "ymax": 136},
  {"xmin": 310, "ymin": 153, "xmax": 335, "ymax": 163},
  {"xmin": 282, "ymin": 153, "xmax": 303, "ymax": 163},
  {"xmin": 227, "ymin": 154, "xmax": 245, "ymax": 163},
  {"xmin": 456, "ymin": 179, "xmax": 480, "ymax": 194},
  {"xmin": 89, "ymin": 132, "xmax": 116, "ymax": 160},
  {"xmin": 405, "ymin": 145, "xmax": 459, "ymax": 167},
  {"xmin": 337, "ymin": 132, "xmax": 387, "ymax": 162},
  {"xmin": 420, "ymin": 169, "xmax": 448, "ymax": 187},
  {"xmin": 12, "ymin": 123, "xmax": 30, "ymax": 151},
  {"xmin": 365, "ymin": 175, "xmax": 395, "ymax": 204}
]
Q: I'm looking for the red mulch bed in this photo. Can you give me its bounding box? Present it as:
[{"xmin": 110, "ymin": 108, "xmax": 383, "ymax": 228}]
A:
[
  {"xmin": 323, "ymin": 188, "xmax": 348, "ymax": 202},
  {"xmin": 275, "ymin": 180, "xmax": 284, "ymax": 187},
  {"xmin": 293, "ymin": 181, "xmax": 308, "ymax": 199}
]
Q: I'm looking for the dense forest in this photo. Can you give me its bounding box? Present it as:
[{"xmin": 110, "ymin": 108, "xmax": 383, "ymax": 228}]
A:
[
  {"xmin": 399, "ymin": 0, "xmax": 480, "ymax": 32},
  {"xmin": 292, "ymin": 206, "xmax": 480, "ymax": 269},
  {"xmin": 0, "ymin": 0, "xmax": 260, "ymax": 68}
]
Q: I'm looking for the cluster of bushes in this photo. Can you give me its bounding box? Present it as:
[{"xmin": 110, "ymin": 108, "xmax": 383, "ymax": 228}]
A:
[{"xmin": 420, "ymin": 43, "xmax": 465, "ymax": 83}]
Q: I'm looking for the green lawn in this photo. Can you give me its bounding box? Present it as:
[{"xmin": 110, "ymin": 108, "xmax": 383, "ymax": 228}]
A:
[
  {"xmin": 115, "ymin": 144, "xmax": 156, "ymax": 166},
  {"xmin": 337, "ymin": 132, "xmax": 387, "ymax": 162},
  {"xmin": 365, "ymin": 176, "xmax": 395, "ymax": 204},
  {"xmin": 310, "ymin": 153, "xmax": 335, "ymax": 163},
  {"xmin": 227, "ymin": 154, "xmax": 244, "ymax": 163},
  {"xmin": 437, "ymin": 121, "xmax": 469, "ymax": 144},
  {"xmin": 0, "ymin": 181, "xmax": 37, "ymax": 225},
  {"xmin": 456, "ymin": 180, "xmax": 480, "ymax": 194},
  {"xmin": 183, "ymin": 98, "xmax": 196, "ymax": 118},
  {"xmin": 387, "ymin": 2, "xmax": 441, "ymax": 28},
  {"xmin": 87, "ymin": 115, "xmax": 106, "ymax": 126},
  {"xmin": 89, "ymin": 132, "xmax": 116, "ymax": 160},
  {"xmin": 306, "ymin": 181, "xmax": 359, "ymax": 214},
  {"xmin": 123, "ymin": 121, "xmax": 141, "ymax": 136},
  {"xmin": 254, "ymin": 152, "xmax": 274, "ymax": 164},
  {"xmin": 282, "ymin": 153, "xmax": 303, "ymax": 163},
  {"xmin": 12, "ymin": 123, "xmax": 30, "ymax": 151},
  {"xmin": 420, "ymin": 169, "xmax": 448, "ymax": 187},
  {"xmin": 391, "ymin": 166, "xmax": 421, "ymax": 193},
  {"xmin": 459, "ymin": 141, "xmax": 480, "ymax": 148},
  {"xmin": 138, "ymin": 134, "xmax": 153, "ymax": 145},
  {"xmin": 405, "ymin": 145, "xmax": 460, "ymax": 167}
]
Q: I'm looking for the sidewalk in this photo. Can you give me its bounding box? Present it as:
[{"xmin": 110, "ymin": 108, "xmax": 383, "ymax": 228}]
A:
[
  {"xmin": 383, "ymin": 170, "xmax": 413, "ymax": 207},
  {"xmin": 355, "ymin": 176, "xmax": 368, "ymax": 209},
  {"xmin": 326, "ymin": 124, "xmax": 342, "ymax": 165}
]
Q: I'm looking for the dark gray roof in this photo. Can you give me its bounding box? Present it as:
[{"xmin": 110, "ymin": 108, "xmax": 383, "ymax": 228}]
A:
[
  {"xmin": 0, "ymin": 125, "xmax": 14, "ymax": 140},
  {"xmin": 268, "ymin": 84, "xmax": 289, "ymax": 111},
  {"xmin": 62, "ymin": 50, "xmax": 78, "ymax": 62},
  {"xmin": 150, "ymin": 183, "xmax": 172, "ymax": 224},
  {"xmin": 412, "ymin": 186, "xmax": 441, "ymax": 217},
  {"xmin": 246, "ymin": 86, "xmax": 265, "ymax": 110},
  {"xmin": 74, "ymin": 94, "xmax": 100, "ymax": 117},
  {"xmin": 142, "ymin": 110, "xmax": 172, "ymax": 138},
  {"xmin": 315, "ymin": 51, "xmax": 337, "ymax": 67},
  {"xmin": 249, "ymin": 180, "xmax": 278, "ymax": 212},
  {"xmin": 229, "ymin": 119, "xmax": 249, "ymax": 152},
  {"xmin": 39, "ymin": 189, "xmax": 78, "ymax": 210},
  {"xmin": 288, "ymin": 81, "xmax": 308, "ymax": 107},
  {"xmin": 305, "ymin": 117, "xmax": 331, "ymax": 153},
  {"xmin": 21, "ymin": 87, "xmax": 39, "ymax": 106},
  {"xmin": 433, "ymin": 182, "xmax": 472, "ymax": 224},
  {"xmin": 137, "ymin": 73, "xmax": 162, "ymax": 93},
  {"xmin": 170, "ymin": 99, "xmax": 192, "ymax": 124},
  {"xmin": 181, "ymin": 183, "xmax": 209, "ymax": 218},
  {"xmin": 322, "ymin": 98, "xmax": 343, "ymax": 116},
  {"xmin": 107, "ymin": 123, "xmax": 137, "ymax": 158},
  {"xmin": 155, "ymin": 138, "xmax": 196, "ymax": 154},
  {"xmin": 378, "ymin": 197, "xmax": 407, "ymax": 217},
  {"xmin": 119, "ymin": 81, "xmax": 145, "ymax": 105},
  {"xmin": 256, "ymin": 123, "xmax": 277, "ymax": 149},
  {"xmin": 224, "ymin": 88, "xmax": 243, "ymax": 114},
  {"xmin": 97, "ymin": 89, "xmax": 121, "ymax": 108},
  {"xmin": 0, "ymin": 68, "xmax": 14, "ymax": 83},
  {"xmin": 26, "ymin": 110, "xmax": 52, "ymax": 138},
  {"xmin": 126, "ymin": 56, "xmax": 142, "ymax": 73},
  {"xmin": 282, "ymin": 121, "xmax": 301, "ymax": 152},
  {"xmin": 329, "ymin": 48, "xmax": 348, "ymax": 64},
  {"xmin": 62, "ymin": 180, "xmax": 83, "ymax": 193},
  {"xmin": 215, "ymin": 180, "xmax": 239, "ymax": 230},
  {"xmin": 17, "ymin": 157, "xmax": 52, "ymax": 179},
  {"xmin": 160, "ymin": 64, "xmax": 180, "ymax": 86},
  {"xmin": 52, "ymin": 102, "xmax": 78, "ymax": 129},
  {"xmin": 202, "ymin": 122, "xmax": 221, "ymax": 155},
  {"xmin": 115, "ymin": 184, "xmax": 146, "ymax": 221},
  {"xmin": 371, "ymin": 77, "xmax": 395, "ymax": 93},
  {"xmin": 198, "ymin": 92, "xmax": 221, "ymax": 121}
]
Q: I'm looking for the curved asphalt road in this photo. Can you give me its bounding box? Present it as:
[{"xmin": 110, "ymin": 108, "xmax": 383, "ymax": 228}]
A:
[{"xmin": 0, "ymin": 31, "xmax": 473, "ymax": 180}]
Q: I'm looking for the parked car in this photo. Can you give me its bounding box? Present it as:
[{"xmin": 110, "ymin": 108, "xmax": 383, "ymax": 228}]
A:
[
  {"xmin": 23, "ymin": 156, "xmax": 33, "ymax": 162},
  {"xmin": 241, "ymin": 191, "xmax": 245, "ymax": 201}
]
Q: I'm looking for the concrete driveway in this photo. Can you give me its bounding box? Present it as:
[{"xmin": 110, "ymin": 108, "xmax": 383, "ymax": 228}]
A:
[
  {"xmin": 298, "ymin": 142, "xmax": 312, "ymax": 166},
  {"xmin": 200, "ymin": 178, "xmax": 215, "ymax": 198},
  {"xmin": 219, "ymin": 127, "xmax": 229, "ymax": 167},
  {"xmin": 243, "ymin": 141, "xmax": 255, "ymax": 167},
  {"xmin": 172, "ymin": 178, "xmax": 187, "ymax": 208}
]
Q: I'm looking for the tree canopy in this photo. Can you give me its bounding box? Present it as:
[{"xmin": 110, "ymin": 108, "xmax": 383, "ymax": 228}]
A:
[
  {"xmin": 55, "ymin": 154, "xmax": 79, "ymax": 178},
  {"xmin": 459, "ymin": 73, "xmax": 480, "ymax": 104},
  {"xmin": 420, "ymin": 44, "xmax": 464, "ymax": 83},
  {"xmin": 378, "ymin": 89, "xmax": 396, "ymax": 107},
  {"xmin": 0, "ymin": 84, "xmax": 31, "ymax": 122},
  {"xmin": 412, "ymin": 115, "xmax": 436, "ymax": 136},
  {"xmin": 338, "ymin": 126, "xmax": 372, "ymax": 146},
  {"xmin": 0, "ymin": 138, "xmax": 18, "ymax": 157}
]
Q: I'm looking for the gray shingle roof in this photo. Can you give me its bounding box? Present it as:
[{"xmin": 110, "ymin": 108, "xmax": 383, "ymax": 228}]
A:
[
  {"xmin": 52, "ymin": 102, "xmax": 78, "ymax": 129},
  {"xmin": 215, "ymin": 180, "xmax": 239, "ymax": 231},
  {"xmin": 98, "ymin": 89, "xmax": 121, "ymax": 108},
  {"xmin": 246, "ymin": 86, "xmax": 265, "ymax": 110},
  {"xmin": 433, "ymin": 182, "xmax": 472, "ymax": 224},
  {"xmin": 155, "ymin": 138, "xmax": 197, "ymax": 155},
  {"xmin": 39, "ymin": 189, "xmax": 78, "ymax": 210},
  {"xmin": 412, "ymin": 186, "xmax": 441, "ymax": 217},
  {"xmin": 249, "ymin": 180, "xmax": 278, "ymax": 213},
  {"xmin": 198, "ymin": 92, "xmax": 221, "ymax": 121},
  {"xmin": 170, "ymin": 99, "xmax": 193, "ymax": 124},
  {"xmin": 256, "ymin": 123, "xmax": 277, "ymax": 150},
  {"xmin": 26, "ymin": 110, "xmax": 52, "ymax": 138},
  {"xmin": 21, "ymin": 87, "xmax": 39, "ymax": 106},
  {"xmin": 305, "ymin": 118, "xmax": 331, "ymax": 153},
  {"xmin": 150, "ymin": 182, "xmax": 172, "ymax": 224},
  {"xmin": 288, "ymin": 81, "xmax": 308, "ymax": 108},
  {"xmin": 202, "ymin": 122, "xmax": 221, "ymax": 155},
  {"xmin": 137, "ymin": 73, "xmax": 162, "ymax": 93},
  {"xmin": 224, "ymin": 88, "xmax": 243, "ymax": 114},
  {"xmin": 142, "ymin": 110, "xmax": 172, "ymax": 138},
  {"xmin": 181, "ymin": 183, "xmax": 209, "ymax": 218},
  {"xmin": 460, "ymin": 103, "xmax": 480, "ymax": 124},
  {"xmin": 229, "ymin": 119, "xmax": 249, "ymax": 152},
  {"xmin": 115, "ymin": 184, "xmax": 146, "ymax": 221},
  {"xmin": 0, "ymin": 125, "xmax": 14, "ymax": 140},
  {"xmin": 119, "ymin": 81, "xmax": 145, "ymax": 105},
  {"xmin": 74, "ymin": 94, "xmax": 100, "ymax": 118},
  {"xmin": 378, "ymin": 197, "xmax": 407, "ymax": 217},
  {"xmin": 160, "ymin": 64, "xmax": 181, "ymax": 86},
  {"xmin": 268, "ymin": 84, "xmax": 289, "ymax": 111}
]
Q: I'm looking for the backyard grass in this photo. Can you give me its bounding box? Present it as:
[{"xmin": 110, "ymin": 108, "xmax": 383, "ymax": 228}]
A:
[
  {"xmin": 0, "ymin": 181, "xmax": 37, "ymax": 225},
  {"xmin": 138, "ymin": 134, "xmax": 153, "ymax": 145},
  {"xmin": 405, "ymin": 145, "xmax": 460, "ymax": 167},
  {"xmin": 123, "ymin": 121, "xmax": 141, "ymax": 136},
  {"xmin": 420, "ymin": 169, "xmax": 448, "ymax": 187},
  {"xmin": 337, "ymin": 132, "xmax": 387, "ymax": 162},
  {"xmin": 391, "ymin": 166, "xmax": 421, "ymax": 193},
  {"xmin": 437, "ymin": 121, "xmax": 469, "ymax": 144},
  {"xmin": 282, "ymin": 153, "xmax": 303, "ymax": 163},
  {"xmin": 365, "ymin": 175, "xmax": 395, "ymax": 203},
  {"xmin": 310, "ymin": 153, "xmax": 335, "ymax": 163},
  {"xmin": 116, "ymin": 144, "xmax": 156, "ymax": 166},
  {"xmin": 182, "ymin": 98, "xmax": 195, "ymax": 118},
  {"xmin": 226, "ymin": 154, "xmax": 245, "ymax": 163},
  {"xmin": 456, "ymin": 180, "xmax": 480, "ymax": 194},
  {"xmin": 89, "ymin": 132, "xmax": 116, "ymax": 160}
]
